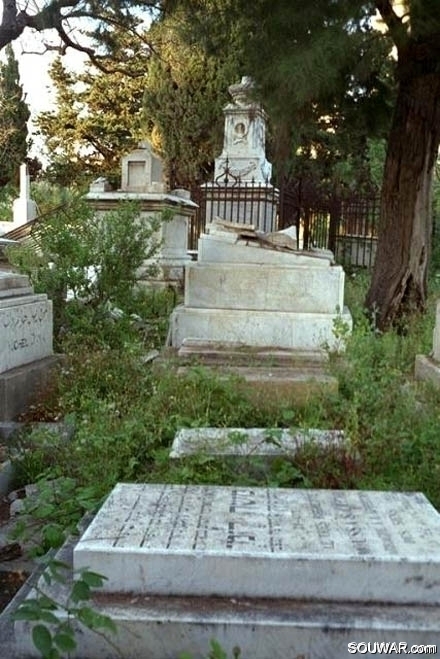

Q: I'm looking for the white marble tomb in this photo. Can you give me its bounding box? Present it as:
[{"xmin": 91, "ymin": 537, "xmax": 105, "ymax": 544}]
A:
[{"xmin": 74, "ymin": 483, "xmax": 440, "ymax": 605}]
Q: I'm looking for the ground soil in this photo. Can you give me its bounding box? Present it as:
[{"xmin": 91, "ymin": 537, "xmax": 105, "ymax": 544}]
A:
[{"xmin": 0, "ymin": 496, "xmax": 30, "ymax": 613}]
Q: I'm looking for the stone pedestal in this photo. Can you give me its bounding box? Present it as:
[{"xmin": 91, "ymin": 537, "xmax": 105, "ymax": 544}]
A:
[
  {"xmin": 86, "ymin": 191, "xmax": 196, "ymax": 289},
  {"xmin": 0, "ymin": 271, "xmax": 55, "ymax": 420},
  {"xmin": 15, "ymin": 483, "xmax": 440, "ymax": 658},
  {"xmin": 170, "ymin": 224, "xmax": 351, "ymax": 352}
]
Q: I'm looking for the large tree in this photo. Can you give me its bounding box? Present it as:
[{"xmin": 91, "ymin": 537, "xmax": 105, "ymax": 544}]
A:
[
  {"xmin": 142, "ymin": 9, "xmax": 242, "ymax": 187},
  {"xmin": 0, "ymin": 43, "xmax": 30, "ymax": 186},
  {"xmin": 365, "ymin": 1, "xmax": 440, "ymax": 329},
  {"xmin": 36, "ymin": 55, "xmax": 146, "ymax": 186},
  {"xmin": 173, "ymin": 0, "xmax": 440, "ymax": 330}
]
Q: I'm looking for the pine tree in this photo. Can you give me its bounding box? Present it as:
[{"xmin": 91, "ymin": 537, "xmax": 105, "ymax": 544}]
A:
[
  {"xmin": 37, "ymin": 56, "xmax": 146, "ymax": 187},
  {"xmin": 143, "ymin": 10, "xmax": 243, "ymax": 188},
  {"xmin": 0, "ymin": 45, "xmax": 30, "ymax": 187}
]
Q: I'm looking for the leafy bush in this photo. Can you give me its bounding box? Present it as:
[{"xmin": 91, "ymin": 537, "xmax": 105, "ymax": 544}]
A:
[{"xmin": 6, "ymin": 195, "xmax": 163, "ymax": 344}]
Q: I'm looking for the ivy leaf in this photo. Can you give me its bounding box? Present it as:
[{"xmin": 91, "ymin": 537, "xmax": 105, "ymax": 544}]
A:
[
  {"xmin": 80, "ymin": 570, "xmax": 107, "ymax": 588},
  {"xmin": 32, "ymin": 624, "xmax": 52, "ymax": 655},
  {"xmin": 54, "ymin": 631, "xmax": 77, "ymax": 652},
  {"xmin": 70, "ymin": 580, "xmax": 90, "ymax": 603}
]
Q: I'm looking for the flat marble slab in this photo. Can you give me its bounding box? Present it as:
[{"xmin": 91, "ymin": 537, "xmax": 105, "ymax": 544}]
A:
[
  {"xmin": 74, "ymin": 484, "xmax": 440, "ymax": 604},
  {"xmin": 170, "ymin": 427, "xmax": 345, "ymax": 458}
]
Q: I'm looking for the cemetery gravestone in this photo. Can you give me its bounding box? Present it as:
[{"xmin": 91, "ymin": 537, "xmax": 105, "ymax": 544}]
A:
[
  {"xmin": 0, "ymin": 271, "xmax": 56, "ymax": 420},
  {"xmin": 415, "ymin": 299, "xmax": 440, "ymax": 386},
  {"xmin": 74, "ymin": 483, "xmax": 440, "ymax": 605},
  {"xmin": 15, "ymin": 482, "xmax": 440, "ymax": 658}
]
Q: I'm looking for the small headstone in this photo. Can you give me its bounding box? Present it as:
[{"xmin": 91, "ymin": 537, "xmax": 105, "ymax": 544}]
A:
[{"xmin": 120, "ymin": 142, "xmax": 165, "ymax": 193}]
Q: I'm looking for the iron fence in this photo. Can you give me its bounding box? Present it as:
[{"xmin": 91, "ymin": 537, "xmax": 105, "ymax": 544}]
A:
[{"xmin": 190, "ymin": 174, "xmax": 380, "ymax": 268}]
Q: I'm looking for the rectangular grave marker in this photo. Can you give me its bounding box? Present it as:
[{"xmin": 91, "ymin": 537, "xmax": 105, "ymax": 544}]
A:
[{"xmin": 74, "ymin": 484, "xmax": 440, "ymax": 605}]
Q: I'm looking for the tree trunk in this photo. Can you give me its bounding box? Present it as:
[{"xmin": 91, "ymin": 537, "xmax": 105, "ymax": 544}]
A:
[{"xmin": 365, "ymin": 69, "xmax": 440, "ymax": 331}]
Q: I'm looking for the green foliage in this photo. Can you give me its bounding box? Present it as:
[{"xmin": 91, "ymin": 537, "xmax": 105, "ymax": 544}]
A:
[
  {"xmin": 143, "ymin": 10, "xmax": 242, "ymax": 187},
  {"xmin": 13, "ymin": 559, "xmax": 117, "ymax": 659},
  {"xmin": 6, "ymin": 195, "xmax": 163, "ymax": 343},
  {"xmin": 0, "ymin": 45, "xmax": 30, "ymax": 187},
  {"xmin": 0, "ymin": 181, "xmax": 17, "ymax": 221},
  {"xmin": 180, "ymin": 639, "xmax": 241, "ymax": 659},
  {"xmin": 36, "ymin": 56, "xmax": 146, "ymax": 186},
  {"xmin": 9, "ymin": 473, "xmax": 100, "ymax": 556}
]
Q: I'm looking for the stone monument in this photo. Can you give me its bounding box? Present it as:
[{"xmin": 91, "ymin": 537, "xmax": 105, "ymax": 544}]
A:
[
  {"xmin": 0, "ymin": 163, "xmax": 38, "ymax": 237},
  {"xmin": 415, "ymin": 299, "xmax": 440, "ymax": 385},
  {"xmin": 202, "ymin": 77, "xmax": 278, "ymax": 232},
  {"xmin": 171, "ymin": 220, "xmax": 352, "ymax": 352},
  {"xmin": 15, "ymin": 483, "xmax": 440, "ymax": 657},
  {"xmin": 12, "ymin": 163, "xmax": 37, "ymax": 226},
  {"xmin": 86, "ymin": 142, "xmax": 196, "ymax": 288},
  {"xmin": 0, "ymin": 271, "xmax": 57, "ymax": 420}
]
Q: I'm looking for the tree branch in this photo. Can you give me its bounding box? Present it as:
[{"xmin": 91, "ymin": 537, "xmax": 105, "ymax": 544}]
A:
[{"xmin": 375, "ymin": 0, "xmax": 410, "ymax": 53}]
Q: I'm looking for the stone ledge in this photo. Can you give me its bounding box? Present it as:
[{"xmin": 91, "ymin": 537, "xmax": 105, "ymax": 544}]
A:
[
  {"xmin": 415, "ymin": 355, "xmax": 440, "ymax": 387},
  {"xmin": 170, "ymin": 427, "xmax": 346, "ymax": 458},
  {"xmin": 0, "ymin": 355, "xmax": 62, "ymax": 421}
]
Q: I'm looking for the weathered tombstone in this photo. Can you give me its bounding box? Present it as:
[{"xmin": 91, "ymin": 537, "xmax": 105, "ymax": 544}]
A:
[
  {"xmin": 12, "ymin": 163, "xmax": 37, "ymax": 226},
  {"xmin": 86, "ymin": 142, "xmax": 196, "ymax": 288},
  {"xmin": 0, "ymin": 271, "xmax": 57, "ymax": 420},
  {"xmin": 171, "ymin": 219, "xmax": 351, "ymax": 353},
  {"xmin": 415, "ymin": 299, "xmax": 440, "ymax": 385},
  {"xmin": 15, "ymin": 482, "xmax": 439, "ymax": 658},
  {"xmin": 73, "ymin": 484, "xmax": 440, "ymax": 605},
  {"xmin": 120, "ymin": 141, "xmax": 165, "ymax": 193}
]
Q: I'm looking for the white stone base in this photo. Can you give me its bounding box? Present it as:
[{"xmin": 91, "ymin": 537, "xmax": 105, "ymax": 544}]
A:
[
  {"xmin": 184, "ymin": 262, "xmax": 344, "ymax": 313},
  {"xmin": 0, "ymin": 295, "xmax": 53, "ymax": 374},
  {"xmin": 15, "ymin": 593, "xmax": 440, "ymax": 659},
  {"xmin": 74, "ymin": 484, "xmax": 440, "ymax": 605},
  {"xmin": 171, "ymin": 305, "xmax": 352, "ymax": 351}
]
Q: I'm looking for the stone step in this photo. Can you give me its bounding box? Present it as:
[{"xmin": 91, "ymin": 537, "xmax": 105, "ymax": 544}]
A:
[
  {"xmin": 177, "ymin": 339, "xmax": 328, "ymax": 367},
  {"xmin": 74, "ymin": 484, "xmax": 440, "ymax": 605},
  {"xmin": 15, "ymin": 591, "xmax": 440, "ymax": 658},
  {"xmin": 176, "ymin": 364, "xmax": 338, "ymax": 406}
]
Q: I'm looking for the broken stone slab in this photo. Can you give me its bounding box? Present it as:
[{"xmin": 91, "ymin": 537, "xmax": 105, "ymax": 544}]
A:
[
  {"xmin": 169, "ymin": 427, "xmax": 346, "ymax": 458},
  {"xmin": 74, "ymin": 484, "xmax": 440, "ymax": 605},
  {"xmin": 184, "ymin": 261, "xmax": 345, "ymax": 313}
]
